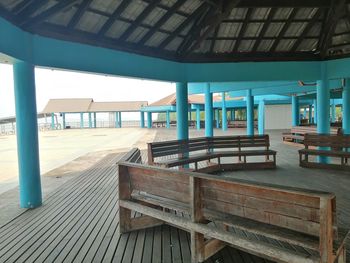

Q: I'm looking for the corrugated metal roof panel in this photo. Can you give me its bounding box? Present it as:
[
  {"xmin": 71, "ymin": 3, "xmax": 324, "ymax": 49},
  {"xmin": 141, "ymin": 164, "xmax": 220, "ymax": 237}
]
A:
[
  {"xmin": 244, "ymin": 23, "xmax": 263, "ymax": 37},
  {"xmin": 297, "ymin": 39, "xmax": 318, "ymax": 51},
  {"xmin": 214, "ymin": 40, "xmax": 235, "ymax": 53},
  {"xmin": 228, "ymin": 8, "xmax": 247, "ymax": 19},
  {"xmin": 47, "ymin": 6, "xmax": 77, "ymax": 26},
  {"xmin": 143, "ymin": 7, "xmax": 167, "ymax": 26},
  {"xmin": 195, "ymin": 40, "xmax": 211, "ymax": 53},
  {"xmin": 90, "ymin": 0, "xmax": 122, "ymax": 15},
  {"xmin": 264, "ymin": 23, "xmax": 284, "ymax": 37},
  {"xmin": 0, "ymin": 0, "xmax": 23, "ymax": 11},
  {"xmin": 251, "ymin": 8, "xmax": 270, "ymax": 20},
  {"xmin": 75, "ymin": 11, "xmax": 108, "ymax": 33},
  {"xmin": 335, "ymin": 19, "xmax": 350, "ymax": 34},
  {"xmin": 126, "ymin": 26, "xmax": 149, "ymax": 43},
  {"xmin": 178, "ymin": 0, "xmax": 201, "ymax": 14},
  {"xmin": 42, "ymin": 98, "xmax": 93, "ymax": 113},
  {"xmin": 145, "ymin": 31, "xmax": 168, "ymax": 47},
  {"xmin": 332, "ymin": 34, "xmax": 350, "ymax": 46},
  {"xmin": 257, "ymin": 39, "xmax": 274, "ymax": 52},
  {"xmin": 105, "ymin": 20, "xmax": 130, "ymax": 38},
  {"xmin": 160, "ymin": 0, "xmax": 177, "ymax": 7},
  {"xmin": 180, "ymin": 21, "xmax": 194, "ymax": 35},
  {"xmin": 307, "ymin": 23, "xmax": 322, "ymax": 37},
  {"xmin": 164, "ymin": 37, "xmax": 183, "ymax": 51},
  {"xmin": 218, "ymin": 23, "xmax": 241, "ymax": 37},
  {"xmin": 285, "ymin": 22, "xmax": 307, "ymax": 37},
  {"xmin": 120, "ymin": 1, "xmax": 147, "ymax": 21},
  {"xmin": 295, "ymin": 8, "xmax": 317, "ymax": 19},
  {"xmin": 273, "ymin": 8, "xmax": 292, "ymax": 19},
  {"xmin": 238, "ymin": 40, "xmax": 255, "ymax": 52},
  {"xmin": 31, "ymin": 0, "xmax": 57, "ymax": 18},
  {"xmin": 275, "ymin": 39, "xmax": 296, "ymax": 51},
  {"xmin": 160, "ymin": 13, "xmax": 186, "ymax": 31}
]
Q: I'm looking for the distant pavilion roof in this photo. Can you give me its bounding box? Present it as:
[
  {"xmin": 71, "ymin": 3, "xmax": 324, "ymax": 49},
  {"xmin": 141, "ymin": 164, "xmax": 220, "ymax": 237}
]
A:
[
  {"xmin": 1, "ymin": 0, "xmax": 350, "ymax": 63},
  {"xmin": 149, "ymin": 93, "xmax": 221, "ymax": 106},
  {"xmin": 42, "ymin": 98, "xmax": 148, "ymax": 113}
]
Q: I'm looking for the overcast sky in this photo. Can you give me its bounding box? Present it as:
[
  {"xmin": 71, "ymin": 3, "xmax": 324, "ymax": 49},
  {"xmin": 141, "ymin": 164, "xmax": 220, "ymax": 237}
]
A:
[{"xmin": 0, "ymin": 63, "xmax": 175, "ymax": 119}]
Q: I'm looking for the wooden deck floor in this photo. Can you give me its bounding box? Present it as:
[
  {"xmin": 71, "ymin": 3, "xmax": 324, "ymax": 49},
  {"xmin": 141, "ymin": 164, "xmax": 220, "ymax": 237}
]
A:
[{"xmin": 0, "ymin": 128, "xmax": 349, "ymax": 263}]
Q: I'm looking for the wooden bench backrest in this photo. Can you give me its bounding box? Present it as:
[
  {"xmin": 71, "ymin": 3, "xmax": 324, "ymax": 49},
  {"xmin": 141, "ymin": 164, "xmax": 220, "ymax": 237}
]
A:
[
  {"xmin": 304, "ymin": 134, "xmax": 350, "ymax": 148},
  {"xmin": 148, "ymin": 135, "xmax": 271, "ymax": 164},
  {"xmin": 291, "ymin": 126, "xmax": 339, "ymax": 135},
  {"xmin": 119, "ymin": 162, "xmax": 336, "ymax": 239},
  {"xmin": 117, "ymin": 148, "xmax": 142, "ymax": 164}
]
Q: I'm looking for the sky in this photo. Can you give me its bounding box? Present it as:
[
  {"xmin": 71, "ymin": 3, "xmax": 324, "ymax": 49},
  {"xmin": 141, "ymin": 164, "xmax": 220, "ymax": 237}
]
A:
[{"xmin": 0, "ymin": 63, "xmax": 175, "ymax": 120}]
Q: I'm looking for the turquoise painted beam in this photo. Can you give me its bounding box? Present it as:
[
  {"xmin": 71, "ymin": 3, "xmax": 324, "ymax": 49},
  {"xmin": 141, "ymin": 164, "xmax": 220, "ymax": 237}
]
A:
[
  {"xmin": 205, "ymin": 84, "xmax": 213, "ymax": 137},
  {"xmin": 331, "ymin": 100, "xmax": 336, "ymax": 122},
  {"xmin": 309, "ymin": 105, "xmax": 313, "ymax": 123},
  {"xmin": 292, "ymin": 96, "xmax": 300, "ymax": 126},
  {"xmin": 51, "ymin": 113, "xmax": 55, "ymax": 129},
  {"xmin": 176, "ymin": 82, "xmax": 188, "ymax": 140},
  {"xmin": 246, "ymin": 90, "xmax": 254, "ymax": 136},
  {"xmin": 88, "ymin": 113, "xmax": 92, "ymax": 128},
  {"xmin": 196, "ymin": 108, "xmax": 201, "ymax": 131},
  {"xmin": 314, "ymin": 99, "xmax": 317, "ymax": 124},
  {"xmin": 80, "ymin": 112, "xmax": 84, "ymax": 128},
  {"xmin": 222, "ymin": 92, "xmax": 227, "ymax": 131},
  {"xmin": 13, "ymin": 61, "xmax": 42, "ymax": 208},
  {"xmin": 343, "ymin": 79, "xmax": 350, "ymax": 134},
  {"xmin": 141, "ymin": 105, "xmax": 175, "ymax": 112},
  {"xmin": 118, "ymin": 112, "xmax": 122, "ymax": 128},
  {"xmin": 147, "ymin": 112, "xmax": 152, "ymax": 128},
  {"xmin": 62, "ymin": 113, "xmax": 66, "ymax": 129},
  {"xmin": 93, "ymin": 112, "xmax": 97, "ymax": 128},
  {"xmin": 215, "ymin": 109, "xmax": 220, "ymax": 129},
  {"xmin": 140, "ymin": 111, "xmax": 145, "ymax": 128},
  {"xmin": 115, "ymin": 112, "xmax": 119, "ymax": 128},
  {"xmin": 166, "ymin": 111, "xmax": 170, "ymax": 129},
  {"xmin": 258, "ymin": 100, "xmax": 265, "ymax": 135}
]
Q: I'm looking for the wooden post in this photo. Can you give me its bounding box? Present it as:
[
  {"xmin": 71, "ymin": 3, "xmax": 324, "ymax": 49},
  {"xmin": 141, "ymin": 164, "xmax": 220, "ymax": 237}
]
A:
[
  {"xmin": 319, "ymin": 197, "xmax": 333, "ymax": 263},
  {"xmin": 190, "ymin": 176, "xmax": 204, "ymax": 263},
  {"xmin": 118, "ymin": 165, "xmax": 131, "ymax": 234}
]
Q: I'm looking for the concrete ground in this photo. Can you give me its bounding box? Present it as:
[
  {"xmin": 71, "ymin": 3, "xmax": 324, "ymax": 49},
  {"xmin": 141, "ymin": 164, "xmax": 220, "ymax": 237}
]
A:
[{"xmin": 0, "ymin": 127, "xmax": 156, "ymax": 223}]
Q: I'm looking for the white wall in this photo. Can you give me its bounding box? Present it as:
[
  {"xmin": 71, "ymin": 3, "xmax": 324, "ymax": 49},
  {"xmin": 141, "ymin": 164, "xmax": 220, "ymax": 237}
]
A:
[{"xmin": 265, "ymin": 104, "xmax": 292, "ymax": 130}]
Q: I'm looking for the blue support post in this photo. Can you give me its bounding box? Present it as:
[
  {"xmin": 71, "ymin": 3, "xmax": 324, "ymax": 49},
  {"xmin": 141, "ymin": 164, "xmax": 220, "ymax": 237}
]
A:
[
  {"xmin": 331, "ymin": 100, "xmax": 336, "ymax": 123},
  {"xmin": 188, "ymin": 110, "xmax": 192, "ymax": 122},
  {"xmin": 291, "ymin": 96, "xmax": 299, "ymax": 127},
  {"xmin": 147, "ymin": 112, "xmax": 152, "ymax": 128},
  {"xmin": 166, "ymin": 111, "xmax": 170, "ymax": 129},
  {"xmin": 309, "ymin": 105, "xmax": 313, "ymax": 124},
  {"xmin": 62, "ymin": 113, "xmax": 66, "ymax": 129},
  {"xmin": 231, "ymin": 109, "xmax": 235, "ymax": 121},
  {"xmin": 93, "ymin": 112, "xmax": 97, "ymax": 128},
  {"xmin": 215, "ymin": 109, "xmax": 220, "ymax": 128},
  {"xmin": 313, "ymin": 99, "xmax": 317, "ymax": 124},
  {"xmin": 80, "ymin": 112, "xmax": 84, "ymax": 128},
  {"xmin": 13, "ymin": 61, "xmax": 42, "ymax": 208},
  {"xmin": 115, "ymin": 112, "xmax": 119, "ymax": 128},
  {"xmin": 196, "ymin": 108, "xmax": 201, "ymax": 130},
  {"xmin": 246, "ymin": 89, "xmax": 254, "ymax": 136},
  {"xmin": 317, "ymin": 72, "xmax": 330, "ymax": 163},
  {"xmin": 258, "ymin": 100, "xmax": 265, "ymax": 135},
  {"xmin": 205, "ymin": 83, "xmax": 213, "ymax": 137},
  {"xmin": 140, "ymin": 111, "xmax": 145, "ymax": 128},
  {"xmin": 118, "ymin": 112, "xmax": 122, "ymax": 128},
  {"xmin": 222, "ymin": 92, "xmax": 227, "ymax": 131},
  {"xmin": 51, "ymin": 113, "xmax": 55, "ymax": 130},
  {"xmin": 176, "ymin": 82, "xmax": 188, "ymax": 140},
  {"xmin": 88, "ymin": 113, "xmax": 92, "ymax": 128},
  {"xmin": 343, "ymin": 78, "xmax": 350, "ymax": 134}
]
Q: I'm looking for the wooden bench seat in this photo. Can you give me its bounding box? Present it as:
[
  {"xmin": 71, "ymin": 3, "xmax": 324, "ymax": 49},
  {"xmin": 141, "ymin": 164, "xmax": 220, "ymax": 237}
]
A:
[
  {"xmin": 299, "ymin": 134, "xmax": 350, "ymax": 170},
  {"xmin": 118, "ymin": 157, "xmax": 349, "ymax": 263},
  {"xmin": 283, "ymin": 126, "xmax": 340, "ymax": 145},
  {"xmin": 148, "ymin": 135, "xmax": 276, "ymax": 172}
]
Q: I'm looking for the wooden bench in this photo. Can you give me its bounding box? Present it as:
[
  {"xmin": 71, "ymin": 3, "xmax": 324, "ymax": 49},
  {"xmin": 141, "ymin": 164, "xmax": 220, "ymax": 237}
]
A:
[
  {"xmin": 227, "ymin": 120, "xmax": 258, "ymax": 128},
  {"xmin": 118, "ymin": 160, "xmax": 349, "ymax": 263},
  {"xmin": 299, "ymin": 134, "xmax": 350, "ymax": 171},
  {"xmin": 147, "ymin": 135, "xmax": 276, "ymax": 172},
  {"xmin": 283, "ymin": 126, "xmax": 340, "ymax": 144}
]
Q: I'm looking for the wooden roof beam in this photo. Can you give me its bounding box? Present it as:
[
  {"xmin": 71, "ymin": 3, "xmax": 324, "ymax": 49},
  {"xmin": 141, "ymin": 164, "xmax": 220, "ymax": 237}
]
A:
[{"xmin": 67, "ymin": 0, "xmax": 94, "ymax": 30}]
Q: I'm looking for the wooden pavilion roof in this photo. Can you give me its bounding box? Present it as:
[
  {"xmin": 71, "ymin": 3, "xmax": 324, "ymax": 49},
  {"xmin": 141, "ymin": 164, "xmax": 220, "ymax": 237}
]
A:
[
  {"xmin": 0, "ymin": 0, "xmax": 350, "ymax": 63},
  {"xmin": 149, "ymin": 92, "xmax": 221, "ymax": 106}
]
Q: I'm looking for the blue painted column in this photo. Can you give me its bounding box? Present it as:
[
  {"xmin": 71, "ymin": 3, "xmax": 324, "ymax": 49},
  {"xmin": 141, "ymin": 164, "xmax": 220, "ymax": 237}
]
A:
[
  {"xmin": 188, "ymin": 110, "xmax": 192, "ymax": 122},
  {"xmin": 231, "ymin": 109, "xmax": 235, "ymax": 121},
  {"xmin": 196, "ymin": 108, "xmax": 200, "ymax": 130},
  {"xmin": 88, "ymin": 113, "xmax": 92, "ymax": 128},
  {"xmin": 140, "ymin": 112, "xmax": 145, "ymax": 128},
  {"xmin": 62, "ymin": 113, "xmax": 66, "ymax": 129},
  {"xmin": 176, "ymin": 82, "xmax": 188, "ymax": 140},
  {"xmin": 343, "ymin": 78, "xmax": 350, "ymax": 134},
  {"xmin": 222, "ymin": 92, "xmax": 227, "ymax": 131},
  {"xmin": 13, "ymin": 61, "xmax": 42, "ymax": 208},
  {"xmin": 118, "ymin": 112, "xmax": 122, "ymax": 128},
  {"xmin": 215, "ymin": 109, "xmax": 220, "ymax": 129},
  {"xmin": 147, "ymin": 112, "xmax": 152, "ymax": 128},
  {"xmin": 166, "ymin": 111, "xmax": 170, "ymax": 129},
  {"xmin": 205, "ymin": 83, "xmax": 213, "ymax": 137},
  {"xmin": 93, "ymin": 112, "xmax": 97, "ymax": 128},
  {"xmin": 313, "ymin": 99, "xmax": 317, "ymax": 124},
  {"xmin": 246, "ymin": 89, "xmax": 254, "ymax": 136},
  {"xmin": 331, "ymin": 99, "xmax": 336, "ymax": 123},
  {"xmin": 291, "ymin": 96, "xmax": 299, "ymax": 127},
  {"xmin": 308, "ymin": 105, "xmax": 313, "ymax": 124},
  {"xmin": 115, "ymin": 112, "xmax": 119, "ymax": 128},
  {"xmin": 258, "ymin": 100, "xmax": 265, "ymax": 135},
  {"xmin": 80, "ymin": 113, "xmax": 84, "ymax": 128},
  {"xmin": 51, "ymin": 113, "xmax": 55, "ymax": 130}
]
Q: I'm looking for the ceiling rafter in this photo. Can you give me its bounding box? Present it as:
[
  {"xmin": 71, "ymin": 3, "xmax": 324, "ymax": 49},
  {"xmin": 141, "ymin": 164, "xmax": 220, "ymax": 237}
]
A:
[
  {"xmin": 67, "ymin": 0, "xmax": 94, "ymax": 30},
  {"xmin": 270, "ymin": 8, "xmax": 299, "ymax": 52},
  {"xmin": 210, "ymin": 25, "xmax": 220, "ymax": 52},
  {"xmin": 290, "ymin": 8, "xmax": 324, "ymax": 52},
  {"xmin": 12, "ymin": 0, "xmax": 36, "ymax": 15},
  {"xmin": 16, "ymin": 0, "xmax": 49, "ymax": 20},
  {"xmin": 97, "ymin": 1, "xmax": 131, "ymax": 38},
  {"xmin": 186, "ymin": 0, "xmax": 241, "ymax": 54},
  {"xmin": 119, "ymin": 0, "xmax": 161, "ymax": 42},
  {"xmin": 319, "ymin": 0, "xmax": 347, "ymax": 57},
  {"xmin": 251, "ymin": 8, "xmax": 277, "ymax": 52},
  {"xmin": 158, "ymin": 3, "xmax": 209, "ymax": 50},
  {"xmin": 21, "ymin": 0, "xmax": 79, "ymax": 28},
  {"xmin": 137, "ymin": 0, "xmax": 187, "ymax": 46},
  {"xmin": 232, "ymin": 8, "xmax": 253, "ymax": 52}
]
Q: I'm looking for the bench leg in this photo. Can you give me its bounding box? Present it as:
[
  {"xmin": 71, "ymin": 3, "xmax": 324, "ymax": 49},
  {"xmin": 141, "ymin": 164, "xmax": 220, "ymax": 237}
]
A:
[
  {"xmin": 191, "ymin": 231, "xmax": 204, "ymax": 263},
  {"xmin": 338, "ymin": 246, "xmax": 346, "ymax": 263},
  {"xmin": 118, "ymin": 207, "xmax": 131, "ymax": 234}
]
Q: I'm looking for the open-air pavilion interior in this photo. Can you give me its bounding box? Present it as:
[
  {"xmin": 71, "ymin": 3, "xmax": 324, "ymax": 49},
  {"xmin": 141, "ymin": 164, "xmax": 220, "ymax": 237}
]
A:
[{"xmin": 1, "ymin": 0, "xmax": 350, "ymax": 262}]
